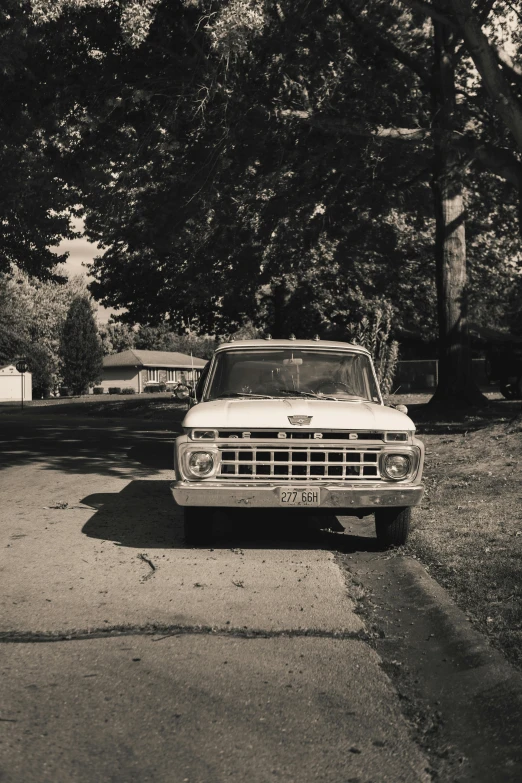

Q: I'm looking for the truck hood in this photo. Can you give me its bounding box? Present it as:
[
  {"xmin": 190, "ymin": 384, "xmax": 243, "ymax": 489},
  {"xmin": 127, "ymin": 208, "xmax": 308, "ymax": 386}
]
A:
[{"xmin": 183, "ymin": 398, "xmax": 415, "ymax": 431}]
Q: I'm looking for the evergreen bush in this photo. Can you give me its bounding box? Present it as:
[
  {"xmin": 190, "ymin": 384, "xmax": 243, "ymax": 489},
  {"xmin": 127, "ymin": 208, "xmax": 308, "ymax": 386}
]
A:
[
  {"xmin": 60, "ymin": 297, "xmax": 104, "ymax": 395},
  {"xmin": 108, "ymin": 387, "xmax": 121, "ymax": 394}
]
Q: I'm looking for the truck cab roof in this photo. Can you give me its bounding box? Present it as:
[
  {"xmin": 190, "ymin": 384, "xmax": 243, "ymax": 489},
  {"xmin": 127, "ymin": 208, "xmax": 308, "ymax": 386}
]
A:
[{"xmin": 215, "ymin": 339, "xmax": 370, "ymax": 355}]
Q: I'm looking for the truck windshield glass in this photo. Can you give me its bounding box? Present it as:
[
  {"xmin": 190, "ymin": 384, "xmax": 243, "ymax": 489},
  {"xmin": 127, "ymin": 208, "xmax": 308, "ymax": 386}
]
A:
[{"xmin": 205, "ymin": 350, "xmax": 380, "ymax": 402}]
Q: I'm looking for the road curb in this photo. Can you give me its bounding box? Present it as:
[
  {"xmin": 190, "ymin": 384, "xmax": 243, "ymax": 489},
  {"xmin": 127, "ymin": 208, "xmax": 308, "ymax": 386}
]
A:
[{"xmin": 339, "ymin": 551, "xmax": 522, "ymax": 782}]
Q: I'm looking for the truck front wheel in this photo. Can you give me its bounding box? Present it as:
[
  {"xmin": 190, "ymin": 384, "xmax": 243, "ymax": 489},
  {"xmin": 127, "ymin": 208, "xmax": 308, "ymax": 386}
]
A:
[
  {"xmin": 375, "ymin": 507, "xmax": 411, "ymax": 548},
  {"xmin": 183, "ymin": 507, "xmax": 213, "ymax": 547}
]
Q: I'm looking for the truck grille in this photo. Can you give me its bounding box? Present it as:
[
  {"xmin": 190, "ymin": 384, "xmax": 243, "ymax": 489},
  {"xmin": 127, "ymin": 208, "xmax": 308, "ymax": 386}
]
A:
[{"xmin": 218, "ymin": 446, "xmax": 381, "ymax": 481}]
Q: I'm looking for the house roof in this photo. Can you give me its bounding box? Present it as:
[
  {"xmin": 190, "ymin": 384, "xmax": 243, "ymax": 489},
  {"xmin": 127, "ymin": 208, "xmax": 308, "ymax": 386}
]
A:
[{"xmin": 102, "ymin": 349, "xmax": 207, "ymax": 369}]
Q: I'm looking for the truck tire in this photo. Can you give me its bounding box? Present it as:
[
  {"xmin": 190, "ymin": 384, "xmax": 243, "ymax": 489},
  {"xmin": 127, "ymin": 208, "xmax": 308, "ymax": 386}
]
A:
[
  {"xmin": 184, "ymin": 507, "xmax": 213, "ymax": 547},
  {"xmin": 375, "ymin": 507, "xmax": 411, "ymax": 548}
]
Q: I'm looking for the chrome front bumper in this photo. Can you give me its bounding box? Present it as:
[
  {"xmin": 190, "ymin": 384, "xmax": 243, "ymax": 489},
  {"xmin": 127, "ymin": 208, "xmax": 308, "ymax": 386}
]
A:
[{"xmin": 171, "ymin": 481, "xmax": 424, "ymax": 509}]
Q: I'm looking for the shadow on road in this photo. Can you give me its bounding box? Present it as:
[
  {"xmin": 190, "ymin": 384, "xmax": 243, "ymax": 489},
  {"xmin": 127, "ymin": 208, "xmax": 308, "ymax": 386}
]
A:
[
  {"xmin": 81, "ymin": 480, "xmax": 380, "ymax": 553},
  {"xmin": 0, "ymin": 417, "xmax": 178, "ymax": 477}
]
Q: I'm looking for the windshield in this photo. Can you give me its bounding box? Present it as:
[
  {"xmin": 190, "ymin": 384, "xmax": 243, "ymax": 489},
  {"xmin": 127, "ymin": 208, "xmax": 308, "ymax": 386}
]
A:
[{"xmin": 205, "ymin": 349, "xmax": 381, "ymax": 402}]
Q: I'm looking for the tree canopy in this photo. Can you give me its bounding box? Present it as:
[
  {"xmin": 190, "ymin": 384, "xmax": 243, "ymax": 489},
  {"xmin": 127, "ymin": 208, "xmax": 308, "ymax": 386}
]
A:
[
  {"xmin": 23, "ymin": 1, "xmax": 519, "ymax": 335},
  {"xmin": 0, "ymin": 1, "xmax": 81, "ymax": 279},
  {"xmin": 2, "ymin": 0, "xmax": 521, "ymax": 401},
  {"xmin": 0, "ymin": 269, "xmax": 90, "ymax": 394}
]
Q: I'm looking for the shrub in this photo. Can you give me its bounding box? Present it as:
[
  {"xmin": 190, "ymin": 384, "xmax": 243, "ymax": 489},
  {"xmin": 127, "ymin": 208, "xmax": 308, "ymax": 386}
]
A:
[
  {"xmin": 59, "ymin": 386, "xmax": 71, "ymax": 397},
  {"xmin": 33, "ymin": 385, "xmax": 51, "ymax": 399},
  {"xmin": 121, "ymin": 387, "xmax": 136, "ymax": 394},
  {"xmin": 144, "ymin": 383, "xmax": 167, "ymax": 392},
  {"xmin": 93, "ymin": 387, "xmax": 105, "ymax": 395},
  {"xmin": 346, "ymin": 302, "xmax": 399, "ymax": 396},
  {"xmin": 108, "ymin": 387, "xmax": 122, "ymax": 394}
]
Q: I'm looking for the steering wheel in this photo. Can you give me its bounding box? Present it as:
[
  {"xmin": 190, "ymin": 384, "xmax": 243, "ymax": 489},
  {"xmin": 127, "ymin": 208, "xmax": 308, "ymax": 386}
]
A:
[{"xmin": 315, "ymin": 380, "xmax": 354, "ymax": 394}]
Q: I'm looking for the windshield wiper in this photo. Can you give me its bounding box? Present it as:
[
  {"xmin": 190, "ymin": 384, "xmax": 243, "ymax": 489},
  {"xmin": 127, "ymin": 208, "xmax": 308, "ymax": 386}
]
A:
[
  {"xmin": 214, "ymin": 392, "xmax": 275, "ymax": 399},
  {"xmin": 275, "ymin": 389, "xmax": 339, "ymax": 400}
]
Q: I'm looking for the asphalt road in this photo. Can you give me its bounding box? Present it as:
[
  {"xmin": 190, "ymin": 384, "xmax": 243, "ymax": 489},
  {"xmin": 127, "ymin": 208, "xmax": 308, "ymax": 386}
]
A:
[
  {"xmin": 2, "ymin": 412, "xmax": 522, "ymax": 782},
  {"xmin": 3, "ymin": 408, "xmax": 522, "ymax": 783},
  {"xmin": 0, "ymin": 413, "xmax": 435, "ymax": 782}
]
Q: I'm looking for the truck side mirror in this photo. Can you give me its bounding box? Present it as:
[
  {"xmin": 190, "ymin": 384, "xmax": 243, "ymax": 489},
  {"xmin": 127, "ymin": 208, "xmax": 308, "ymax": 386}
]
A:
[{"xmin": 174, "ymin": 384, "xmax": 191, "ymax": 401}]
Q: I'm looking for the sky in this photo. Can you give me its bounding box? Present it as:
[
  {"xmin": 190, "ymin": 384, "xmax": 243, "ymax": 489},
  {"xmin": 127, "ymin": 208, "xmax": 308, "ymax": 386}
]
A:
[{"xmin": 52, "ymin": 220, "xmax": 117, "ymax": 324}]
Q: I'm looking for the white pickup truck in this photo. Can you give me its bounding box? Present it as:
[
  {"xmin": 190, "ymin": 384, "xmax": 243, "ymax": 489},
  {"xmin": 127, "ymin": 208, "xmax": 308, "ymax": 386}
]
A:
[{"xmin": 171, "ymin": 338, "xmax": 424, "ymax": 547}]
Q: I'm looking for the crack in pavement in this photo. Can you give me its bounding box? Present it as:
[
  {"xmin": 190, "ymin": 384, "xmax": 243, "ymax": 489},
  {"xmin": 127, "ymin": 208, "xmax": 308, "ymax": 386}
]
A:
[{"xmin": 0, "ymin": 624, "xmax": 371, "ymax": 644}]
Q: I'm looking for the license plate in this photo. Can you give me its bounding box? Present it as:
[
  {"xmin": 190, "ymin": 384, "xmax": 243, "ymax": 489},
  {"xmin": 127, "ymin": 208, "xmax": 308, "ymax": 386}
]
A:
[{"xmin": 279, "ymin": 488, "xmax": 321, "ymax": 507}]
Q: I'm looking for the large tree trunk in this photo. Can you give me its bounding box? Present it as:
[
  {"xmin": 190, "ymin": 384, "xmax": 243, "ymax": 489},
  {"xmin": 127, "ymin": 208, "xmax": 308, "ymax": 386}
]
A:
[{"xmin": 430, "ymin": 19, "xmax": 486, "ymax": 405}]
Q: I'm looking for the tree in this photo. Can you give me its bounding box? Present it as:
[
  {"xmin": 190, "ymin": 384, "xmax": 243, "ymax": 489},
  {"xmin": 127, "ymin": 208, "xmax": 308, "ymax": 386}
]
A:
[
  {"xmin": 0, "ymin": 269, "xmax": 92, "ymax": 394},
  {"xmin": 445, "ymin": 0, "xmax": 522, "ymax": 163},
  {"xmin": 267, "ymin": 0, "xmax": 522, "ymax": 403},
  {"xmin": 0, "ymin": 1, "xmax": 81, "ymax": 279},
  {"xmin": 28, "ymin": 0, "xmax": 437, "ymax": 333},
  {"xmin": 60, "ymin": 296, "xmax": 104, "ymax": 393},
  {"xmin": 98, "ymin": 321, "xmax": 136, "ymax": 355},
  {"xmin": 25, "ymin": 0, "xmax": 522, "ymax": 404},
  {"xmin": 0, "ymin": 282, "xmax": 28, "ymax": 366},
  {"xmin": 377, "ymin": 0, "xmax": 522, "ymax": 403},
  {"xmin": 134, "ymin": 324, "xmax": 217, "ymax": 359}
]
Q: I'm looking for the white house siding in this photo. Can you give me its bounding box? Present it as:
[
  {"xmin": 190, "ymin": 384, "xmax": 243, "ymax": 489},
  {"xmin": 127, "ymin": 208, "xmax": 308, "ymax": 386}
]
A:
[
  {"xmin": 0, "ymin": 366, "xmax": 33, "ymax": 402},
  {"xmin": 141, "ymin": 367, "xmax": 202, "ymax": 388},
  {"xmin": 98, "ymin": 367, "xmax": 140, "ymax": 392}
]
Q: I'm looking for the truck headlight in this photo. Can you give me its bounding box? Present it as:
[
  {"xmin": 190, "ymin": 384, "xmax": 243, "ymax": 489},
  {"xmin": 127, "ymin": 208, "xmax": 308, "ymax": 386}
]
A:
[
  {"xmin": 381, "ymin": 453, "xmax": 411, "ymax": 480},
  {"xmin": 187, "ymin": 451, "xmax": 215, "ymax": 478}
]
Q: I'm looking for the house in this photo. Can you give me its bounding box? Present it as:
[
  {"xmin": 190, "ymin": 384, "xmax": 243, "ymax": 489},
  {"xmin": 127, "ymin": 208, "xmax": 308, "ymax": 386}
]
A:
[
  {"xmin": 99, "ymin": 349, "xmax": 208, "ymax": 393},
  {"xmin": 0, "ymin": 364, "xmax": 32, "ymax": 402}
]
